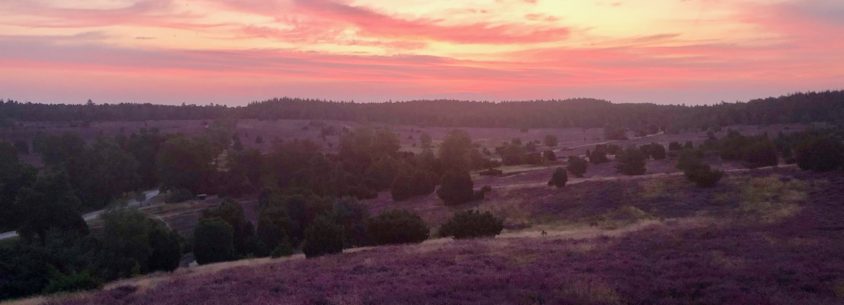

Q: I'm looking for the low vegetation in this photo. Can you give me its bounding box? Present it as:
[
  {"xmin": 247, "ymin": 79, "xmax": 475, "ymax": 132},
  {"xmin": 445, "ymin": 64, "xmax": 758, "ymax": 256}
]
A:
[{"xmin": 439, "ymin": 210, "xmax": 504, "ymax": 239}]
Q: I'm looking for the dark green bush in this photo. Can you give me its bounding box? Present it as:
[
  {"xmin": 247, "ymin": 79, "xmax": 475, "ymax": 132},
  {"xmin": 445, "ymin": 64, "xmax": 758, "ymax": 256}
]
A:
[
  {"xmin": 566, "ymin": 156, "xmax": 588, "ymax": 177},
  {"xmin": 270, "ymin": 239, "xmax": 294, "ymax": 258},
  {"xmin": 193, "ymin": 218, "xmax": 235, "ymax": 265},
  {"xmin": 439, "ymin": 210, "xmax": 504, "ymax": 239},
  {"xmin": 147, "ymin": 226, "xmax": 182, "ymax": 272},
  {"xmin": 795, "ymin": 136, "xmax": 843, "ymax": 172},
  {"xmin": 437, "ymin": 170, "xmax": 474, "ymax": 206},
  {"xmin": 367, "ymin": 210, "xmax": 429, "ymax": 245},
  {"xmin": 302, "ymin": 216, "xmax": 344, "ymax": 258},
  {"xmin": 42, "ymin": 271, "xmax": 102, "ymax": 294},
  {"xmin": 548, "ymin": 167, "xmax": 567, "ymax": 188},
  {"xmin": 616, "ymin": 147, "xmax": 647, "ymax": 175},
  {"xmin": 684, "ymin": 164, "xmax": 724, "ymax": 188}
]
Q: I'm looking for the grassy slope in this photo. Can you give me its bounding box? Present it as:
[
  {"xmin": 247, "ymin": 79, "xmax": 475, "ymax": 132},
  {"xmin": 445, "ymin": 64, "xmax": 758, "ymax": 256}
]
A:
[{"xmin": 38, "ymin": 169, "xmax": 844, "ymax": 305}]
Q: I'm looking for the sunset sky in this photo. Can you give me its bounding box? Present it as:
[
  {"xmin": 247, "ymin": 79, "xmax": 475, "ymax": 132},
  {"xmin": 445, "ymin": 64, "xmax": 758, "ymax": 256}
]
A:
[{"xmin": 1, "ymin": 0, "xmax": 842, "ymax": 105}]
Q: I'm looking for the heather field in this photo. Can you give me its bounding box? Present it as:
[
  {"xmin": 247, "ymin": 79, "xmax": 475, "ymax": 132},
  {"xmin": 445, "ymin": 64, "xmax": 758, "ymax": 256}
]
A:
[{"xmin": 34, "ymin": 169, "xmax": 844, "ymax": 305}]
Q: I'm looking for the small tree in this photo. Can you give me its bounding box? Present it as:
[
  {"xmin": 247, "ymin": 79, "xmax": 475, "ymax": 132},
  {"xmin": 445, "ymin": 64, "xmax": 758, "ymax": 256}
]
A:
[
  {"xmin": 566, "ymin": 156, "xmax": 588, "ymax": 177},
  {"xmin": 193, "ymin": 218, "xmax": 235, "ymax": 265},
  {"xmin": 616, "ymin": 147, "xmax": 647, "ymax": 175},
  {"xmin": 367, "ymin": 210, "xmax": 429, "ymax": 245},
  {"xmin": 548, "ymin": 167, "xmax": 568, "ymax": 188},
  {"xmin": 439, "ymin": 210, "xmax": 503, "ymax": 239},
  {"xmin": 437, "ymin": 170, "xmax": 474, "ymax": 206},
  {"xmin": 302, "ymin": 216, "xmax": 344, "ymax": 258},
  {"xmin": 543, "ymin": 135, "xmax": 558, "ymax": 147}
]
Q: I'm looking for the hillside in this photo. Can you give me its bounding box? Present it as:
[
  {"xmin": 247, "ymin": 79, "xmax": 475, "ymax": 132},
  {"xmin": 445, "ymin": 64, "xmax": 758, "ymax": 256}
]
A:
[{"xmin": 26, "ymin": 169, "xmax": 844, "ymax": 305}]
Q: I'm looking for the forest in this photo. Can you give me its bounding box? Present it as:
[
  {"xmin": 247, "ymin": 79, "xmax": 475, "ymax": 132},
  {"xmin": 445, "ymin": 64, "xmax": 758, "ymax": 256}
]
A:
[{"xmin": 1, "ymin": 91, "xmax": 843, "ymax": 130}]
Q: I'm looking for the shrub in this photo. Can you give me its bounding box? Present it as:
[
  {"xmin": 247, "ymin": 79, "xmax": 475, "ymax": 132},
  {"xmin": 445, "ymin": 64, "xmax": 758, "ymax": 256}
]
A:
[
  {"xmin": 331, "ymin": 197, "xmax": 371, "ymax": 247},
  {"xmin": 439, "ymin": 210, "xmax": 504, "ymax": 239},
  {"xmin": 668, "ymin": 142, "xmax": 683, "ymax": 151},
  {"xmin": 684, "ymin": 164, "xmax": 724, "ymax": 187},
  {"xmin": 437, "ymin": 170, "xmax": 474, "ymax": 206},
  {"xmin": 256, "ymin": 204, "xmax": 292, "ymax": 252},
  {"xmin": 648, "ymin": 143, "xmax": 666, "ymax": 160},
  {"xmin": 302, "ymin": 216, "xmax": 344, "ymax": 258},
  {"xmin": 42, "ymin": 271, "xmax": 102, "ymax": 294},
  {"xmin": 147, "ymin": 226, "xmax": 182, "ymax": 272},
  {"xmin": 202, "ymin": 199, "xmax": 255, "ymax": 255},
  {"xmin": 676, "ymin": 149, "xmax": 704, "ymax": 171},
  {"xmin": 270, "ymin": 239, "xmax": 294, "ymax": 258},
  {"xmin": 391, "ymin": 170, "xmax": 437, "ymax": 202},
  {"xmin": 367, "ymin": 210, "xmax": 429, "ymax": 245},
  {"xmin": 616, "ymin": 147, "xmax": 647, "ymax": 175},
  {"xmin": 548, "ymin": 167, "xmax": 568, "ymax": 188},
  {"xmin": 743, "ymin": 139, "xmax": 778, "ymax": 168},
  {"xmin": 795, "ymin": 136, "xmax": 843, "ymax": 172},
  {"xmin": 588, "ymin": 146, "xmax": 609, "ymax": 164},
  {"xmin": 193, "ymin": 218, "xmax": 235, "ymax": 265},
  {"xmin": 566, "ymin": 156, "xmax": 588, "ymax": 177}
]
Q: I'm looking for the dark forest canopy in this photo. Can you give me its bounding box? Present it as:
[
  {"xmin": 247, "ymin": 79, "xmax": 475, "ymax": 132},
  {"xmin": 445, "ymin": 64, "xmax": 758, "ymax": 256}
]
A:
[{"xmin": 1, "ymin": 90, "xmax": 843, "ymax": 129}]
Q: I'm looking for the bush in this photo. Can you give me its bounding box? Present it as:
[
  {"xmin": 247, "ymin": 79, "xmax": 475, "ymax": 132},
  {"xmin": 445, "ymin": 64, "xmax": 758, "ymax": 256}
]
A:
[
  {"xmin": 193, "ymin": 218, "xmax": 235, "ymax": 265},
  {"xmin": 676, "ymin": 149, "xmax": 704, "ymax": 171},
  {"xmin": 439, "ymin": 210, "xmax": 504, "ymax": 239},
  {"xmin": 391, "ymin": 170, "xmax": 437, "ymax": 201},
  {"xmin": 648, "ymin": 143, "xmax": 666, "ymax": 160},
  {"xmin": 587, "ymin": 147, "xmax": 609, "ymax": 164},
  {"xmin": 795, "ymin": 136, "xmax": 843, "ymax": 172},
  {"xmin": 437, "ymin": 170, "xmax": 474, "ymax": 206},
  {"xmin": 668, "ymin": 142, "xmax": 683, "ymax": 151},
  {"xmin": 164, "ymin": 188, "xmax": 193, "ymax": 203},
  {"xmin": 147, "ymin": 226, "xmax": 182, "ymax": 272},
  {"xmin": 743, "ymin": 139, "xmax": 778, "ymax": 168},
  {"xmin": 256, "ymin": 204, "xmax": 292, "ymax": 252},
  {"xmin": 616, "ymin": 147, "xmax": 647, "ymax": 175},
  {"xmin": 270, "ymin": 239, "xmax": 294, "ymax": 258},
  {"xmin": 302, "ymin": 216, "xmax": 344, "ymax": 258},
  {"xmin": 367, "ymin": 210, "xmax": 429, "ymax": 245},
  {"xmin": 566, "ymin": 156, "xmax": 588, "ymax": 177},
  {"xmin": 684, "ymin": 164, "xmax": 724, "ymax": 187},
  {"xmin": 548, "ymin": 167, "xmax": 567, "ymax": 188},
  {"xmin": 42, "ymin": 271, "xmax": 102, "ymax": 294}
]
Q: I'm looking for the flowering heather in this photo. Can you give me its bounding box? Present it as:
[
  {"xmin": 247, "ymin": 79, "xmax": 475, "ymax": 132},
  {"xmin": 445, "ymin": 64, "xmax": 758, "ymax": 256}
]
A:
[{"xmin": 52, "ymin": 172, "xmax": 844, "ymax": 305}]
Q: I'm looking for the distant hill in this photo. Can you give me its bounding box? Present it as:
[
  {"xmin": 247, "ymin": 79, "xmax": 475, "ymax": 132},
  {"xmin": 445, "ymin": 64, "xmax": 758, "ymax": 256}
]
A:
[{"xmin": 2, "ymin": 91, "xmax": 842, "ymax": 129}]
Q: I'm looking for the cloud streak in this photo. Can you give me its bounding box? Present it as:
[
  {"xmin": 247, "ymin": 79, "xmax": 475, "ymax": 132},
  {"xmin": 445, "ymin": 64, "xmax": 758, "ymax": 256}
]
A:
[{"xmin": 0, "ymin": 0, "xmax": 842, "ymax": 104}]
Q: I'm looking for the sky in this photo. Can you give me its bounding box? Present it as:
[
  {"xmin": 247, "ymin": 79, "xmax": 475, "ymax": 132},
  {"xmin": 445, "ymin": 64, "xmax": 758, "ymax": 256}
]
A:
[{"xmin": 0, "ymin": 0, "xmax": 842, "ymax": 105}]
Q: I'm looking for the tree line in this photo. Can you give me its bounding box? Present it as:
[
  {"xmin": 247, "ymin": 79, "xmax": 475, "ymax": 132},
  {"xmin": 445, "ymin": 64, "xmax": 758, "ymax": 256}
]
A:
[{"xmin": 2, "ymin": 91, "xmax": 843, "ymax": 130}]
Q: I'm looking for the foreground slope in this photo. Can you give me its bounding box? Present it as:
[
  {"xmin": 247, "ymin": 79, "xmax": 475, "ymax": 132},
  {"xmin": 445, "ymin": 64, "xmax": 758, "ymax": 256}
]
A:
[{"xmin": 46, "ymin": 171, "xmax": 844, "ymax": 305}]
